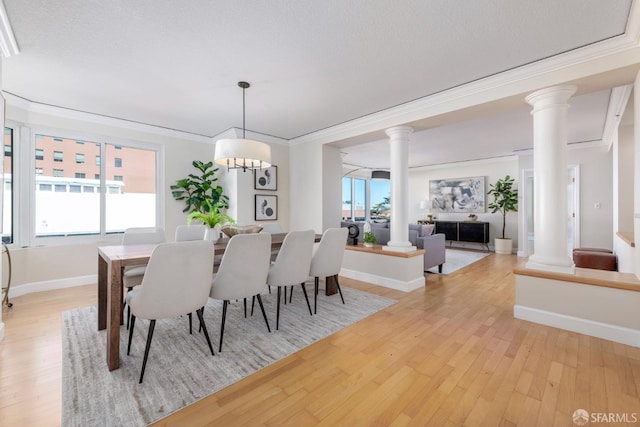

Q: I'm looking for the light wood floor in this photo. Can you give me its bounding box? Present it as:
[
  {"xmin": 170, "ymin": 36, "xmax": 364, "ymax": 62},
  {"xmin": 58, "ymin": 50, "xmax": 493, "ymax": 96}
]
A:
[{"xmin": 2, "ymin": 253, "xmax": 640, "ymax": 426}]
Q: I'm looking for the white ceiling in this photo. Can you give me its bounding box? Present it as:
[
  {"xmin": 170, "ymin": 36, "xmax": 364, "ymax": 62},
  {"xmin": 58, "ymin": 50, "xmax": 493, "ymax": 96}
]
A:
[{"xmin": 1, "ymin": 0, "xmax": 636, "ymax": 167}]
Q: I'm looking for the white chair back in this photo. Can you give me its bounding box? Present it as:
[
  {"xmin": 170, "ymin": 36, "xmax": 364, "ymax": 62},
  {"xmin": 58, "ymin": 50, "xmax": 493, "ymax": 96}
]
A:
[
  {"xmin": 310, "ymin": 228, "xmax": 348, "ymax": 277},
  {"xmin": 211, "ymin": 233, "xmax": 271, "ymax": 301},
  {"xmin": 129, "ymin": 240, "xmax": 214, "ymax": 319},
  {"xmin": 123, "ymin": 227, "xmax": 166, "ymax": 245},
  {"xmin": 175, "ymin": 224, "xmax": 206, "ymax": 241},
  {"xmin": 267, "ymin": 230, "xmax": 315, "ymax": 286}
]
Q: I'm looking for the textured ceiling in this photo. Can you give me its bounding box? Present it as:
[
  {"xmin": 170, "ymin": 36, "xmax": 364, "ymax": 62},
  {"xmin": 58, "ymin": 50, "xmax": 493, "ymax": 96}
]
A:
[{"xmin": 2, "ymin": 0, "xmax": 633, "ymax": 145}]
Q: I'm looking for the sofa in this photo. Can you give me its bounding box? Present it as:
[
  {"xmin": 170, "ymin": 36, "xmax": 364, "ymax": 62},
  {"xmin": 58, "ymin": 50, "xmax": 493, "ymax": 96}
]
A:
[{"xmin": 341, "ymin": 221, "xmax": 446, "ymax": 272}]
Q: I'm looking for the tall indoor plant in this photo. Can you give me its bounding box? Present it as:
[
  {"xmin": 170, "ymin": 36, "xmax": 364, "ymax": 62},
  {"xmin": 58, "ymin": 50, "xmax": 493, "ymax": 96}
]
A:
[
  {"xmin": 171, "ymin": 160, "xmax": 229, "ymax": 214},
  {"xmin": 487, "ymin": 175, "xmax": 518, "ymax": 254}
]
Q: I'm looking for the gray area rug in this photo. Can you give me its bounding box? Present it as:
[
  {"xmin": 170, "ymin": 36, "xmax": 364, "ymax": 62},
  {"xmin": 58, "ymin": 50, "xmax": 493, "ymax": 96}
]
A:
[
  {"xmin": 426, "ymin": 248, "xmax": 489, "ymax": 275},
  {"xmin": 62, "ymin": 285, "xmax": 396, "ymax": 426}
]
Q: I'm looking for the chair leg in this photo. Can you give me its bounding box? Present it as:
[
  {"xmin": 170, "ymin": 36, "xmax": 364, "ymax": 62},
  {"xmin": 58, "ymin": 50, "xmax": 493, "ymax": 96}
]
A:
[
  {"xmin": 335, "ymin": 276, "xmax": 345, "ymax": 305},
  {"xmin": 196, "ymin": 308, "xmax": 215, "ymax": 356},
  {"xmin": 198, "ymin": 305, "xmax": 204, "ymax": 333},
  {"xmin": 300, "ymin": 282, "xmax": 312, "ymax": 316},
  {"xmin": 219, "ymin": 300, "xmax": 228, "ymax": 352},
  {"xmin": 243, "ymin": 298, "xmax": 247, "ymax": 318},
  {"xmin": 289, "ymin": 285, "xmax": 294, "ymax": 303},
  {"xmin": 127, "ymin": 305, "xmax": 131, "ymax": 330},
  {"xmin": 283, "ymin": 286, "xmax": 287, "ymax": 305},
  {"xmin": 438, "ymin": 264, "xmax": 443, "ymax": 274},
  {"xmin": 314, "ymin": 277, "xmax": 319, "ymax": 314},
  {"xmin": 127, "ymin": 314, "xmax": 136, "ymax": 355},
  {"xmin": 276, "ymin": 286, "xmax": 281, "ymax": 330},
  {"xmin": 188, "ymin": 312, "xmax": 192, "ymax": 335},
  {"xmin": 255, "ymin": 294, "xmax": 271, "ymax": 332},
  {"xmin": 139, "ymin": 319, "xmax": 156, "ymax": 384},
  {"xmin": 251, "ymin": 295, "xmax": 256, "ymax": 316}
]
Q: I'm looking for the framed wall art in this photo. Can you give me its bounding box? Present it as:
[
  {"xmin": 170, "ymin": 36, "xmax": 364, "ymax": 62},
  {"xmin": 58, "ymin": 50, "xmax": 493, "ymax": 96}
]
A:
[
  {"xmin": 429, "ymin": 176, "xmax": 485, "ymax": 213},
  {"xmin": 255, "ymin": 194, "xmax": 278, "ymax": 221},
  {"xmin": 254, "ymin": 165, "xmax": 277, "ymax": 191}
]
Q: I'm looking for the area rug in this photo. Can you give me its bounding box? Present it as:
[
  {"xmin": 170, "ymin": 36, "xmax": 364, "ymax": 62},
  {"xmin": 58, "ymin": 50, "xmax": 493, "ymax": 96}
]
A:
[
  {"xmin": 62, "ymin": 285, "xmax": 396, "ymax": 426},
  {"xmin": 426, "ymin": 248, "xmax": 489, "ymax": 275}
]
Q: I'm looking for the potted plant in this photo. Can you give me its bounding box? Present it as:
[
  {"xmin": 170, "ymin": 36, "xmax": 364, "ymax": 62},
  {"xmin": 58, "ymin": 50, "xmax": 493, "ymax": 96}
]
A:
[
  {"xmin": 188, "ymin": 200, "xmax": 235, "ymax": 242},
  {"xmin": 171, "ymin": 160, "xmax": 228, "ymax": 214},
  {"xmin": 363, "ymin": 231, "xmax": 377, "ymax": 248},
  {"xmin": 487, "ymin": 175, "xmax": 518, "ymax": 254}
]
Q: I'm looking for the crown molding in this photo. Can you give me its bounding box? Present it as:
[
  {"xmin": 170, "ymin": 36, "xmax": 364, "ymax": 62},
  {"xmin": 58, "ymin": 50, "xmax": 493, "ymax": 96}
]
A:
[
  {"xmin": 602, "ymin": 84, "xmax": 633, "ymax": 150},
  {"xmin": 0, "ymin": 1, "xmax": 18, "ymax": 57},
  {"xmin": 290, "ymin": 3, "xmax": 640, "ymax": 147},
  {"xmin": 2, "ymin": 92, "xmax": 213, "ymax": 144}
]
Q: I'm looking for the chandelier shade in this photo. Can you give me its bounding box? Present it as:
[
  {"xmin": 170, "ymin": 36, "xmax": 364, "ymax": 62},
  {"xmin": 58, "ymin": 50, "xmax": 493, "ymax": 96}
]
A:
[
  {"xmin": 214, "ymin": 81, "xmax": 271, "ymax": 171},
  {"xmin": 371, "ymin": 170, "xmax": 390, "ymax": 180}
]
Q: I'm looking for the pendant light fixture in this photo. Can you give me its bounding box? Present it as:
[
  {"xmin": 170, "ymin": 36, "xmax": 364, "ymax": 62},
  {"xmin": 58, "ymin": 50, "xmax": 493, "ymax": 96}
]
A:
[{"xmin": 214, "ymin": 81, "xmax": 271, "ymax": 172}]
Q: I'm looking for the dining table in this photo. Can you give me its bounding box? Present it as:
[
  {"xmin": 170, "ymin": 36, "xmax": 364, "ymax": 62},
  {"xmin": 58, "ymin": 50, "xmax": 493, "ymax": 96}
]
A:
[{"xmin": 97, "ymin": 233, "xmax": 324, "ymax": 370}]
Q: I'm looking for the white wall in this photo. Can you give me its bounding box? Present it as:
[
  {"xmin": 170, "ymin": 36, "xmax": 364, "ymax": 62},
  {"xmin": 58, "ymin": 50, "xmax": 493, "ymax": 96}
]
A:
[
  {"xmin": 322, "ymin": 145, "xmax": 342, "ymax": 230},
  {"xmin": 409, "ymin": 157, "xmax": 519, "ymax": 250},
  {"xmin": 289, "ymin": 142, "xmax": 323, "ymax": 233}
]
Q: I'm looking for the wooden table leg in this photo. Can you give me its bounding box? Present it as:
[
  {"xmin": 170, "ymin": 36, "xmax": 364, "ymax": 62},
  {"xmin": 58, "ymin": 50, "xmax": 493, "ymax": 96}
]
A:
[
  {"xmin": 325, "ymin": 275, "xmax": 338, "ymax": 296},
  {"xmin": 106, "ymin": 261, "xmax": 123, "ymax": 371},
  {"xmin": 98, "ymin": 254, "xmax": 107, "ymax": 330}
]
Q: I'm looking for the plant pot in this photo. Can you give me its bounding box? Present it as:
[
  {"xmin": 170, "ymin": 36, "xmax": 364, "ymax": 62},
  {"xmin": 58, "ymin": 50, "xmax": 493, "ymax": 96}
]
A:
[
  {"xmin": 364, "ymin": 242, "xmax": 374, "ymax": 248},
  {"xmin": 494, "ymin": 238, "xmax": 513, "ymax": 255},
  {"xmin": 204, "ymin": 227, "xmax": 220, "ymax": 243}
]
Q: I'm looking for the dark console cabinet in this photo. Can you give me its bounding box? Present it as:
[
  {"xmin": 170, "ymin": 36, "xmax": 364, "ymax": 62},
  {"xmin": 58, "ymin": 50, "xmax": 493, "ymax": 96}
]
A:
[{"xmin": 435, "ymin": 221, "xmax": 489, "ymax": 249}]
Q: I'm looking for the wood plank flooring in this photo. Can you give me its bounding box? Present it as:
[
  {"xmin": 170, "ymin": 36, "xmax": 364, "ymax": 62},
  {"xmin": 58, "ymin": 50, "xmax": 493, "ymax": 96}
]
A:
[{"xmin": 1, "ymin": 252, "xmax": 640, "ymax": 426}]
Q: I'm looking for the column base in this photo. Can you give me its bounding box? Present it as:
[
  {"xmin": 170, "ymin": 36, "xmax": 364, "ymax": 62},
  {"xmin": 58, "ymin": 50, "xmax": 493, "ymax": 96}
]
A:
[
  {"xmin": 526, "ymin": 254, "xmax": 575, "ymax": 274},
  {"xmin": 383, "ymin": 243, "xmax": 417, "ymax": 253}
]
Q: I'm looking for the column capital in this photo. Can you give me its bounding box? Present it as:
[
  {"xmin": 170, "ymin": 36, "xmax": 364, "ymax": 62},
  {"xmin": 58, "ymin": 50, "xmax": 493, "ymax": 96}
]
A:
[
  {"xmin": 385, "ymin": 126, "xmax": 414, "ymax": 139},
  {"xmin": 525, "ymin": 85, "xmax": 577, "ymax": 113}
]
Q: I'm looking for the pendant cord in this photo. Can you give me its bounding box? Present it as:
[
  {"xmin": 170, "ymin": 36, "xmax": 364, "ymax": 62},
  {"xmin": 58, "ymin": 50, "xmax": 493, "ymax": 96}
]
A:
[{"xmin": 242, "ymin": 86, "xmax": 246, "ymax": 139}]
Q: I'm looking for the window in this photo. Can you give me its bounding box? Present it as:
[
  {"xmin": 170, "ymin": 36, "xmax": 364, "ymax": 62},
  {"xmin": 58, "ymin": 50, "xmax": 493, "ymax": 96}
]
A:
[
  {"xmin": 35, "ymin": 148, "xmax": 44, "ymax": 160},
  {"xmin": 76, "ymin": 140, "xmax": 84, "ymax": 145},
  {"xmin": 342, "ymin": 176, "xmax": 390, "ymax": 222},
  {"xmin": 342, "ymin": 177, "xmax": 366, "ymax": 221},
  {"xmin": 29, "ymin": 133, "xmax": 159, "ymax": 239},
  {"xmin": 3, "ymin": 128, "xmax": 13, "ymax": 243}
]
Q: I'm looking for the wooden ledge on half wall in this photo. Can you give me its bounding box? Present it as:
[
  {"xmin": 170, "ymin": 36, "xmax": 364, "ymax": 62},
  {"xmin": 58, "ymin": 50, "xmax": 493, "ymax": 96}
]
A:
[
  {"xmin": 345, "ymin": 243, "xmax": 424, "ymax": 258},
  {"xmin": 513, "ymin": 262, "xmax": 640, "ymax": 293}
]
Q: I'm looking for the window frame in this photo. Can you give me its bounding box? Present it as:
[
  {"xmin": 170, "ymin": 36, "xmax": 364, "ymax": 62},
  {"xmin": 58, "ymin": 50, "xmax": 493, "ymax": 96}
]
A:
[{"xmin": 9, "ymin": 123, "xmax": 164, "ymax": 248}]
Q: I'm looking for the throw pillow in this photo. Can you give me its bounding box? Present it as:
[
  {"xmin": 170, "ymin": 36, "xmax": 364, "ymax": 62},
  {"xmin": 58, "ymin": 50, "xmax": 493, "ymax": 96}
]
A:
[{"xmin": 421, "ymin": 224, "xmax": 435, "ymax": 236}]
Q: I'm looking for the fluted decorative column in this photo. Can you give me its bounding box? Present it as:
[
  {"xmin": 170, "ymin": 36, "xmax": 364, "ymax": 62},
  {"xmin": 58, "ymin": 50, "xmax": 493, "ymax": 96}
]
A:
[
  {"xmin": 525, "ymin": 85, "xmax": 576, "ymax": 274},
  {"xmin": 384, "ymin": 126, "xmax": 415, "ymax": 253}
]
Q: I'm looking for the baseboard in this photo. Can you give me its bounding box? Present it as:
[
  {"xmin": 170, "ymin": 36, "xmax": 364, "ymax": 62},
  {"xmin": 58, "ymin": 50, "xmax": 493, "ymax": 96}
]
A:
[
  {"xmin": 514, "ymin": 304, "xmax": 640, "ymax": 348},
  {"xmin": 340, "ymin": 268, "xmax": 424, "ymax": 292},
  {"xmin": 8, "ymin": 275, "xmax": 97, "ymax": 299}
]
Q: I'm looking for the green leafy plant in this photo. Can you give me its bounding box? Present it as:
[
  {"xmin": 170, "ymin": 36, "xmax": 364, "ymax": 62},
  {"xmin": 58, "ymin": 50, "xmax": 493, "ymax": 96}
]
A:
[
  {"xmin": 487, "ymin": 175, "xmax": 518, "ymax": 239},
  {"xmin": 187, "ymin": 200, "xmax": 235, "ymax": 228},
  {"xmin": 363, "ymin": 231, "xmax": 377, "ymax": 244},
  {"xmin": 171, "ymin": 160, "xmax": 228, "ymax": 214}
]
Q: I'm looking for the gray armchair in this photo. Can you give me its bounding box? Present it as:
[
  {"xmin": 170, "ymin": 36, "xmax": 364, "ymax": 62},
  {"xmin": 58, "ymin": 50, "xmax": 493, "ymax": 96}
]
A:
[{"xmin": 417, "ymin": 233, "xmax": 446, "ymax": 273}]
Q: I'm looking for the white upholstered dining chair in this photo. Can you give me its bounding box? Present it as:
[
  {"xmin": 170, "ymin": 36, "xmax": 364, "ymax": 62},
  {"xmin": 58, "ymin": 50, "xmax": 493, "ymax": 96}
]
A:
[
  {"xmin": 309, "ymin": 227, "xmax": 348, "ymax": 314},
  {"xmin": 266, "ymin": 229, "xmax": 315, "ymax": 330},
  {"xmin": 122, "ymin": 227, "xmax": 166, "ymax": 329},
  {"xmin": 125, "ymin": 240, "xmax": 215, "ymax": 383},
  {"xmin": 209, "ymin": 233, "xmax": 272, "ymax": 351},
  {"xmin": 175, "ymin": 224, "xmax": 206, "ymax": 241}
]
